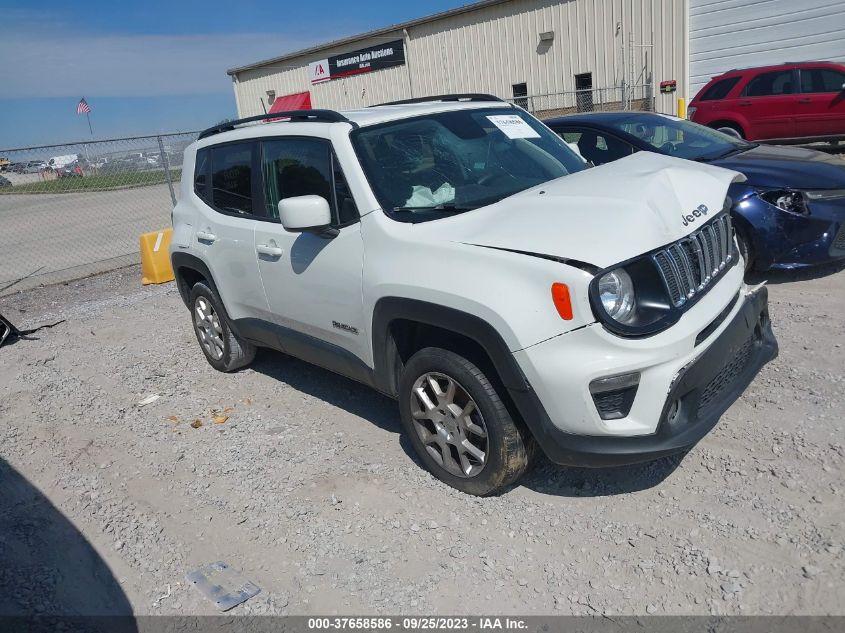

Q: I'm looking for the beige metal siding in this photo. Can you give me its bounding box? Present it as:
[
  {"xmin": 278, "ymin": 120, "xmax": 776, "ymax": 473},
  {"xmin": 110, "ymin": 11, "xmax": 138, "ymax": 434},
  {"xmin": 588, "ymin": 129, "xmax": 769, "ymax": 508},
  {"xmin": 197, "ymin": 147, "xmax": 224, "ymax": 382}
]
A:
[{"xmin": 232, "ymin": 0, "xmax": 688, "ymax": 117}]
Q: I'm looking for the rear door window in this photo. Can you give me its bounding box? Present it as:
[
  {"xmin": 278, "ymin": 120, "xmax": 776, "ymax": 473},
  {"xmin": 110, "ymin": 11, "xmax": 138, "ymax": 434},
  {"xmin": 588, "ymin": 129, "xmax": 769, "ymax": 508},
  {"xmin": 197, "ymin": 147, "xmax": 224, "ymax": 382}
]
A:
[
  {"xmin": 210, "ymin": 142, "xmax": 256, "ymax": 216},
  {"xmin": 800, "ymin": 68, "xmax": 845, "ymax": 93},
  {"xmin": 743, "ymin": 70, "xmax": 795, "ymax": 97},
  {"xmin": 700, "ymin": 77, "xmax": 741, "ymax": 101}
]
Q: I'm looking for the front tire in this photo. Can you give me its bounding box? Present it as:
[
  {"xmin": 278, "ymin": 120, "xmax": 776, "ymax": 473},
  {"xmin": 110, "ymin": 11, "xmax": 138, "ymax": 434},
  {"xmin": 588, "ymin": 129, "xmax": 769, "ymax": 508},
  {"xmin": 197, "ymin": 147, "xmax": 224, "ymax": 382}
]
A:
[
  {"xmin": 189, "ymin": 282, "xmax": 256, "ymax": 372},
  {"xmin": 398, "ymin": 347, "xmax": 533, "ymax": 496},
  {"xmin": 715, "ymin": 123, "xmax": 744, "ymax": 139}
]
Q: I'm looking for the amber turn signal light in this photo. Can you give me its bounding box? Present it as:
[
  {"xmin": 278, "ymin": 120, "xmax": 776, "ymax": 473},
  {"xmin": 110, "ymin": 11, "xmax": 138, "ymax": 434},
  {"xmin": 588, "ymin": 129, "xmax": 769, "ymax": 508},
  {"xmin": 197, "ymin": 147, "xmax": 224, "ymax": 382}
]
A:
[{"xmin": 551, "ymin": 282, "xmax": 573, "ymax": 320}]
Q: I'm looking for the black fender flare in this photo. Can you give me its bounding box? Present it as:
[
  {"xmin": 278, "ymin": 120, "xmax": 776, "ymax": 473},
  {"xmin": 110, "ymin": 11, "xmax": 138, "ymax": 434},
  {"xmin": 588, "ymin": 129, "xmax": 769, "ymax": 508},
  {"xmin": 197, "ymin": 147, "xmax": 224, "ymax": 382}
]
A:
[
  {"xmin": 170, "ymin": 252, "xmax": 218, "ymax": 308},
  {"xmin": 371, "ymin": 297, "xmax": 531, "ymax": 397},
  {"xmin": 371, "ymin": 297, "xmax": 564, "ymax": 453}
]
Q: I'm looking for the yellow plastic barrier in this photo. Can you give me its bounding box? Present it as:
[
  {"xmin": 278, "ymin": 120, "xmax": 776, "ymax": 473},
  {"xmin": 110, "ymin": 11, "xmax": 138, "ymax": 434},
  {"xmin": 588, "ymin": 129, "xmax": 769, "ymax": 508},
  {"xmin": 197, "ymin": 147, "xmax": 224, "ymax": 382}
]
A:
[
  {"xmin": 678, "ymin": 97, "xmax": 686, "ymax": 120},
  {"xmin": 140, "ymin": 228, "xmax": 175, "ymax": 285}
]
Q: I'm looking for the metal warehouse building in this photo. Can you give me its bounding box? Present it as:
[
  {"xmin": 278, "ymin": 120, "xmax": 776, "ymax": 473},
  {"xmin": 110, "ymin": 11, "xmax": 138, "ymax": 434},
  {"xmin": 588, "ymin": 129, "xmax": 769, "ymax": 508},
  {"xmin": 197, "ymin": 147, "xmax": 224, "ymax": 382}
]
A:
[{"xmin": 227, "ymin": 0, "xmax": 845, "ymax": 119}]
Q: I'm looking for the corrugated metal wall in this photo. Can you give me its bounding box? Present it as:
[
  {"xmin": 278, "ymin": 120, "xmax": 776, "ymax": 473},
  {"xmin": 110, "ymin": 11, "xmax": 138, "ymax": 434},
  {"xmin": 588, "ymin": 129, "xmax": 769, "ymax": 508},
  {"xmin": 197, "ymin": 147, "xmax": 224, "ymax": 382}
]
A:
[
  {"xmin": 690, "ymin": 0, "xmax": 845, "ymax": 96},
  {"xmin": 232, "ymin": 0, "xmax": 688, "ymax": 117}
]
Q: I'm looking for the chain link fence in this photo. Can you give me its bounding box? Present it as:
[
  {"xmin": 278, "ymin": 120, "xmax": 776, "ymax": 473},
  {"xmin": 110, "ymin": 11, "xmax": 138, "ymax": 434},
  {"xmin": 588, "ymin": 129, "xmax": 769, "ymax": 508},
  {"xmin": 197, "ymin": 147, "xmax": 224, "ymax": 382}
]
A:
[
  {"xmin": 0, "ymin": 132, "xmax": 198, "ymax": 296},
  {"xmin": 514, "ymin": 83, "xmax": 654, "ymax": 119}
]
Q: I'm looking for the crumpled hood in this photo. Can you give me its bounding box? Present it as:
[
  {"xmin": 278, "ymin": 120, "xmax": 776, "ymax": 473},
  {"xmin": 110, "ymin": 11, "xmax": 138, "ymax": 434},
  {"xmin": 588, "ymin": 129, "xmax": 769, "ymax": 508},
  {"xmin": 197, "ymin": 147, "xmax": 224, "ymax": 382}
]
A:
[
  {"xmin": 441, "ymin": 152, "xmax": 745, "ymax": 269},
  {"xmin": 711, "ymin": 144, "xmax": 845, "ymax": 189}
]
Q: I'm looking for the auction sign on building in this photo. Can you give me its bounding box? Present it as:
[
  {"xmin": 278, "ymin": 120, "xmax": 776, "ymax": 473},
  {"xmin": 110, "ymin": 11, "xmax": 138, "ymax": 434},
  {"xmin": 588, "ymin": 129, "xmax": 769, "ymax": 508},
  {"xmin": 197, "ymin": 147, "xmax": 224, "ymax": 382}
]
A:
[{"xmin": 309, "ymin": 39, "xmax": 406, "ymax": 84}]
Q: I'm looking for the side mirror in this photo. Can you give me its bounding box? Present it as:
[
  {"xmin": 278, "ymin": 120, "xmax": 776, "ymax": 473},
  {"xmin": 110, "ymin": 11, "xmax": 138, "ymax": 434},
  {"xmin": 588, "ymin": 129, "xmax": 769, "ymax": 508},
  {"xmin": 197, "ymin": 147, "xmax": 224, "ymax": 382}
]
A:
[{"xmin": 278, "ymin": 195, "xmax": 336, "ymax": 237}]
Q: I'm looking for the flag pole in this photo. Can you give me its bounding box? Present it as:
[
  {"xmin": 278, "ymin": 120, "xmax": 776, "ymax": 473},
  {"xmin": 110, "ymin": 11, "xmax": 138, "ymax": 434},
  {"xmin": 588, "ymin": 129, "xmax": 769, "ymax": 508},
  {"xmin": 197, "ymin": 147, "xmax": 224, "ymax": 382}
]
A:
[{"xmin": 86, "ymin": 111, "xmax": 93, "ymax": 136}]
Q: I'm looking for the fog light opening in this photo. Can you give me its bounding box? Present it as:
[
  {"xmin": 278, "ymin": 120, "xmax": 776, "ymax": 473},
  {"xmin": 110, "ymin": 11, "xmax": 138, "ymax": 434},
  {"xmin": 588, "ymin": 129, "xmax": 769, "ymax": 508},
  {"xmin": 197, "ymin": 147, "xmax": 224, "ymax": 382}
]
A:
[{"xmin": 666, "ymin": 398, "xmax": 681, "ymax": 425}]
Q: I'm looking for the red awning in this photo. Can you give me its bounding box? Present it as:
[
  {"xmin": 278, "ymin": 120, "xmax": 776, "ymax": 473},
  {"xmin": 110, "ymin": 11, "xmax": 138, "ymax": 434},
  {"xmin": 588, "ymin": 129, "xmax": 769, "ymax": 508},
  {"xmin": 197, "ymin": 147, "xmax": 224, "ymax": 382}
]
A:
[{"xmin": 267, "ymin": 91, "xmax": 312, "ymax": 118}]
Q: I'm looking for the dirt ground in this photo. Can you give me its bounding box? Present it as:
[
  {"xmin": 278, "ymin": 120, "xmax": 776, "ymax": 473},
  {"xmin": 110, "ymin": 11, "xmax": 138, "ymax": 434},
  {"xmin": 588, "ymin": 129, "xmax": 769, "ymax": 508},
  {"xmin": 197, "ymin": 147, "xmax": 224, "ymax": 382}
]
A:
[{"xmin": 0, "ymin": 263, "xmax": 843, "ymax": 617}]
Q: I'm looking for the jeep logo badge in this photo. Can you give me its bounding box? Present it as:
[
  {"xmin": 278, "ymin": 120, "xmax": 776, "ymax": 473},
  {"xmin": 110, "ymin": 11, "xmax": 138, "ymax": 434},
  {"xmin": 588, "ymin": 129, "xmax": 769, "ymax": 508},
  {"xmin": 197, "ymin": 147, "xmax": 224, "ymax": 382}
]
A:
[{"xmin": 682, "ymin": 204, "xmax": 709, "ymax": 227}]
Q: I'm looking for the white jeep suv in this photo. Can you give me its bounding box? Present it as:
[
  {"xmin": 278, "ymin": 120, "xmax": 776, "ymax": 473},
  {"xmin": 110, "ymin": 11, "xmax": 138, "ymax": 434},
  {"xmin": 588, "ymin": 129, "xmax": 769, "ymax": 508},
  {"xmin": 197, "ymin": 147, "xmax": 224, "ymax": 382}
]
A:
[{"xmin": 170, "ymin": 94, "xmax": 777, "ymax": 495}]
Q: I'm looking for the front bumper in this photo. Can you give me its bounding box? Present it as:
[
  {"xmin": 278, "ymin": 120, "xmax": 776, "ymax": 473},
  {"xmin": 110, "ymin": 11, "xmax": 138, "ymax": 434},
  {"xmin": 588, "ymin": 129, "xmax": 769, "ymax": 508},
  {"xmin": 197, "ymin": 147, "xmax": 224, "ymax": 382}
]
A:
[
  {"xmin": 508, "ymin": 285, "xmax": 777, "ymax": 467},
  {"xmin": 734, "ymin": 191, "xmax": 845, "ymax": 270}
]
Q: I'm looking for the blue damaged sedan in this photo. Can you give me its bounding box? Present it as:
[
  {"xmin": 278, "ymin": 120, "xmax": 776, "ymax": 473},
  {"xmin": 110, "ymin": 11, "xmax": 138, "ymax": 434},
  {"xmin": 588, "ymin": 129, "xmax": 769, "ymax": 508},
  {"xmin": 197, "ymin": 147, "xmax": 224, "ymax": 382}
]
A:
[{"xmin": 546, "ymin": 112, "xmax": 845, "ymax": 272}]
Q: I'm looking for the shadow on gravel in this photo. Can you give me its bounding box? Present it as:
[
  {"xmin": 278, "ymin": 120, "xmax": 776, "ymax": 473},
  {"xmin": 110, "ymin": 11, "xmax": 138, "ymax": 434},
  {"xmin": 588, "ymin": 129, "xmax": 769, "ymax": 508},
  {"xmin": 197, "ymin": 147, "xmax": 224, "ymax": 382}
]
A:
[
  {"xmin": 0, "ymin": 458, "xmax": 136, "ymax": 626},
  {"xmin": 518, "ymin": 452, "xmax": 686, "ymax": 498},
  {"xmin": 252, "ymin": 350, "xmax": 429, "ymax": 466},
  {"xmin": 747, "ymin": 260, "xmax": 845, "ymax": 285},
  {"xmin": 252, "ymin": 349, "xmax": 402, "ymax": 435}
]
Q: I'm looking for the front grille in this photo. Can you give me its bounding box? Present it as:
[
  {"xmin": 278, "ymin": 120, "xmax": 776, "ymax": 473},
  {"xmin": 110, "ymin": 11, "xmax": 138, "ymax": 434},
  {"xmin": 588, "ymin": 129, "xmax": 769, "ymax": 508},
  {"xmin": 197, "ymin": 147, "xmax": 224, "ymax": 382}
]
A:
[
  {"xmin": 653, "ymin": 214, "xmax": 734, "ymax": 308},
  {"xmin": 697, "ymin": 335, "xmax": 754, "ymax": 414},
  {"xmin": 832, "ymin": 223, "xmax": 845, "ymax": 251}
]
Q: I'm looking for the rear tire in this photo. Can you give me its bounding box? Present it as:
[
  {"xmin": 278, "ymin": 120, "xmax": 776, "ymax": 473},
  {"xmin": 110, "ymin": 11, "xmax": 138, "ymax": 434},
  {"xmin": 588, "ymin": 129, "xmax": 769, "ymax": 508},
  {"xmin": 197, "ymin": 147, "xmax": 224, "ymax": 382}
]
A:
[
  {"xmin": 398, "ymin": 347, "xmax": 533, "ymax": 496},
  {"xmin": 189, "ymin": 282, "xmax": 255, "ymax": 372}
]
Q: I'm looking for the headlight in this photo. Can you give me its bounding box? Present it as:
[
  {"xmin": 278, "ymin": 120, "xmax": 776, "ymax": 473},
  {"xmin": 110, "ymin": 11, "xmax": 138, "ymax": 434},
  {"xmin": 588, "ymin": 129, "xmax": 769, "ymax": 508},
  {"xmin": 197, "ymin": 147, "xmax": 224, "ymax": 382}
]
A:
[
  {"xmin": 759, "ymin": 189, "xmax": 808, "ymax": 215},
  {"xmin": 598, "ymin": 269, "xmax": 636, "ymax": 323},
  {"xmin": 590, "ymin": 258, "xmax": 680, "ymax": 337}
]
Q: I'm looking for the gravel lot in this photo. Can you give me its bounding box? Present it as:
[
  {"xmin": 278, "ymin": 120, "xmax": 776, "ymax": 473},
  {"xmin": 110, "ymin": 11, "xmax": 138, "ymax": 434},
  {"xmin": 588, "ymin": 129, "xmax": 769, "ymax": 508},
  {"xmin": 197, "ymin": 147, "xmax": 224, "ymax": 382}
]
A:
[{"xmin": 0, "ymin": 263, "xmax": 843, "ymax": 617}]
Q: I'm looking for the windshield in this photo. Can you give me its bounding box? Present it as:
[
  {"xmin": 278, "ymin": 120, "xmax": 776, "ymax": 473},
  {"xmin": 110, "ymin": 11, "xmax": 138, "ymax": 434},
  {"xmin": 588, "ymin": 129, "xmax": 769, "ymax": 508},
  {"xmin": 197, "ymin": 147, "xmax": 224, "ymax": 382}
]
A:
[
  {"xmin": 609, "ymin": 115, "xmax": 754, "ymax": 161},
  {"xmin": 352, "ymin": 107, "xmax": 586, "ymax": 219}
]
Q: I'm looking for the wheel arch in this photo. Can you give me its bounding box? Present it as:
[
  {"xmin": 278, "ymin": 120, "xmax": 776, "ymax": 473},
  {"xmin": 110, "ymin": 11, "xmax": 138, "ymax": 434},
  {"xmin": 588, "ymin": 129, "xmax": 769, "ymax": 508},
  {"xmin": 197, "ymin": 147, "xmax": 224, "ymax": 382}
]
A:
[
  {"xmin": 371, "ymin": 297, "xmax": 531, "ymax": 399},
  {"xmin": 171, "ymin": 252, "xmax": 218, "ymax": 308}
]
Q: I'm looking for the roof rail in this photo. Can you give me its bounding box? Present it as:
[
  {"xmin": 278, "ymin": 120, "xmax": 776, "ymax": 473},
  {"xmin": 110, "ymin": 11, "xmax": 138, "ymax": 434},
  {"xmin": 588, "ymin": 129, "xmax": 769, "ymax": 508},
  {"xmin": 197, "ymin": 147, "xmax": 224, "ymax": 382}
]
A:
[
  {"xmin": 198, "ymin": 110, "xmax": 356, "ymax": 140},
  {"xmin": 372, "ymin": 93, "xmax": 507, "ymax": 107}
]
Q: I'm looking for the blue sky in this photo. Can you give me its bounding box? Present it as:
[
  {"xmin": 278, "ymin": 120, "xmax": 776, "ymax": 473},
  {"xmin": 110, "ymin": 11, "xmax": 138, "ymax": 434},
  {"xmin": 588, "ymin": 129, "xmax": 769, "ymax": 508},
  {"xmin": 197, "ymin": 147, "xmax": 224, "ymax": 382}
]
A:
[{"xmin": 0, "ymin": 0, "xmax": 468, "ymax": 148}]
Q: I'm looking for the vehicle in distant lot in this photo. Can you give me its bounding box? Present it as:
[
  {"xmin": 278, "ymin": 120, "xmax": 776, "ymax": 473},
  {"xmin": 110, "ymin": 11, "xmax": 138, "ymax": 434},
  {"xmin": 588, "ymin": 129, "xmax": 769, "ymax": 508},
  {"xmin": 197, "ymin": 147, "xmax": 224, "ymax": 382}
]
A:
[
  {"xmin": 56, "ymin": 163, "xmax": 83, "ymax": 178},
  {"xmin": 21, "ymin": 160, "xmax": 47, "ymax": 174},
  {"xmin": 547, "ymin": 111, "xmax": 845, "ymax": 272},
  {"xmin": 48, "ymin": 155, "xmax": 79, "ymax": 170},
  {"xmin": 7, "ymin": 162, "xmax": 25, "ymax": 173},
  {"xmin": 688, "ymin": 61, "xmax": 845, "ymax": 143},
  {"xmin": 0, "ymin": 175, "xmax": 12, "ymax": 188},
  {"xmin": 0, "ymin": 158, "xmax": 9, "ymax": 172},
  {"xmin": 169, "ymin": 95, "xmax": 777, "ymax": 495}
]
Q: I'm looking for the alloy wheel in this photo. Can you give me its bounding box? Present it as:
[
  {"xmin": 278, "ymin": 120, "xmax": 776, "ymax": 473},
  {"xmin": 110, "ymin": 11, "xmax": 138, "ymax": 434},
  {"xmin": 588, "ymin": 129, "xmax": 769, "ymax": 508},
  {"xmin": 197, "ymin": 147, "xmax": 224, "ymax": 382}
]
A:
[
  {"xmin": 194, "ymin": 296, "xmax": 224, "ymax": 360},
  {"xmin": 409, "ymin": 372, "xmax": 488, "ymax": 478}
]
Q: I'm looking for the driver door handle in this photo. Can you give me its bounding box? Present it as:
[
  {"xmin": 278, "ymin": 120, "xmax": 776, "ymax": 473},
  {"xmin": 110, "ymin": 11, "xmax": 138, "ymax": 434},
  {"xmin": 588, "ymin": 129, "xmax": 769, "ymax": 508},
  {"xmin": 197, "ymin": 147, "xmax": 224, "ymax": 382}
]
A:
[
  {"xmin": 196, "ymin": 230, "xmax": 217, "ymax": 243},
  {"xmin": 256, "ymin": 243, "xmax": 283, "ymax": 258}
]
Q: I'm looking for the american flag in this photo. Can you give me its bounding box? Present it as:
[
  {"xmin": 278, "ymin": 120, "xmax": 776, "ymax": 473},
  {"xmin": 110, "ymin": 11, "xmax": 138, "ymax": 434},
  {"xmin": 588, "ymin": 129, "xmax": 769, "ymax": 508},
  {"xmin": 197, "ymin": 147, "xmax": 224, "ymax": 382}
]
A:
[{"xmin": 77, "ymin": 98, "xmax": 91, "ymax": 114}]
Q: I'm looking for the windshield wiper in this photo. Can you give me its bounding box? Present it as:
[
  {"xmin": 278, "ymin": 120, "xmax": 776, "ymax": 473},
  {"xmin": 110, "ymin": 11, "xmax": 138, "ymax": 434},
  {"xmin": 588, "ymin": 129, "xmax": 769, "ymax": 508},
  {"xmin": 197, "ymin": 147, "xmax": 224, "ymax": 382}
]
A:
[
  {"xmin": 710, "ymin": 143, "xmax": 758, "ymax": 161},
  {"xmin": 392, "ymin": 203, "xmax": 478, "ymax": 213}
]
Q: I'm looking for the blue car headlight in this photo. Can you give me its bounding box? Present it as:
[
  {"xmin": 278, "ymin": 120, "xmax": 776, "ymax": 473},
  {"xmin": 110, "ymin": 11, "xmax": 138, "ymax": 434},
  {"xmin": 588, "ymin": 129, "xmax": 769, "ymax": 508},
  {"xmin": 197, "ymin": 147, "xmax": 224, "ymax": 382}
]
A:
[{"xmin": 759, "ymin": 189, "xmax": 808, "ymax": 216}]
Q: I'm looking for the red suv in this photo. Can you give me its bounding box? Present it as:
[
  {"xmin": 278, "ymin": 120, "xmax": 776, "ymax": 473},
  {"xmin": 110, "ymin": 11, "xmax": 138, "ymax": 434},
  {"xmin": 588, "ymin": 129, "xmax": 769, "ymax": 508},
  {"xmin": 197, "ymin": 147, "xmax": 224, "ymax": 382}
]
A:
[{"xmin": 688, "ymin": 61, "xmax": 845, "ymax": 143}]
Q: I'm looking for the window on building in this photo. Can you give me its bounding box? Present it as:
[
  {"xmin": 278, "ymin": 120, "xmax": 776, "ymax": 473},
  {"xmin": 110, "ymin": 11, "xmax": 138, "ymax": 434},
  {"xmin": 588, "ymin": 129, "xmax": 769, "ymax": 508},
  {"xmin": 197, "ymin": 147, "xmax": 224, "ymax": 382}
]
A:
[
  {"xmin": 210, "ymin": 143, "xmax": 255, "ymax": 215},
  {"xmin": 575, "ymin": 72, "xmax": 593, "ymax": 112},
  {"xmin": 194, "ymin": 148, "xmax": 210, "ymax": 204},
  {"xmin": 800, "ymin": 68, "xmax": 845, "ymax": 94},
  {"xmin": 261, "ymin": 138, "xmax": 357, "ymax": 226},
  {"xmin": 512, "ymin": 83, "xmax": 528, "ymax": 109},
  {"xmin": 743, "ymin": 70, "xmax": 794, "ymax": 97},
  {"xmin": 700, "ymin": 76, "xmax": 741, "ymax": 101}
]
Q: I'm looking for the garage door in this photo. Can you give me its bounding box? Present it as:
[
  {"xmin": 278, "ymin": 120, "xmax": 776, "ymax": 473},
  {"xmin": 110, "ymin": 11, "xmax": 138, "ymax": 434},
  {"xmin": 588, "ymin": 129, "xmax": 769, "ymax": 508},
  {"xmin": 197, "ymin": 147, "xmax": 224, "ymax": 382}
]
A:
[{"xmin": 690, "ymin": 0, "xmax": 845, "ymax": 97}]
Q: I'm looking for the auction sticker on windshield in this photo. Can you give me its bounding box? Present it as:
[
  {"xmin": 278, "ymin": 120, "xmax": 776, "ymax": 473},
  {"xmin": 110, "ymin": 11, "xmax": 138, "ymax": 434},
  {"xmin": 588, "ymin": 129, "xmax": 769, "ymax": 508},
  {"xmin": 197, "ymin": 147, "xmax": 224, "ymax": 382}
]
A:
[{"xmin": 486, "ymin": 114, "xmax": 541, "ymax": 139}]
